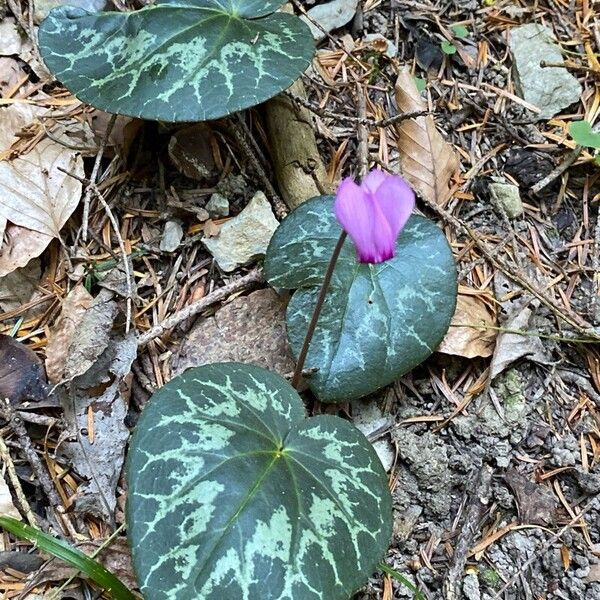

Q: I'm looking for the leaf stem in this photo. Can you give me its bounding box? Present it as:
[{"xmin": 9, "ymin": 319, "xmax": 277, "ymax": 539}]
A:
[{"xmin": 291, "ymin": 231, "xmax": 347, "ymax": 389}]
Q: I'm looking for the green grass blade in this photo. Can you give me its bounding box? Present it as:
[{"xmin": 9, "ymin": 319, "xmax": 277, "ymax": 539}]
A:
[
  {"xmin": 379, "ymin": 562, "xmax": 425, "ymax": 600},
  {"xmin": 0, "ymin": 516, "xmax": 136, "ymax": 600}
]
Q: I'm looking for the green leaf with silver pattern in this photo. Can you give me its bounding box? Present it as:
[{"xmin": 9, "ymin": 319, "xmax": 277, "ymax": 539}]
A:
[
  {"xmin": 126, "ymin": 362, "xmax": 392, "ymax": 599},
  {"xmin": 38, "ymin": 0, "xmax": 314, "ymax": 122},
  {"xmin": 264, "ymin": 196, "xmax": 457, "ymax": 402}
]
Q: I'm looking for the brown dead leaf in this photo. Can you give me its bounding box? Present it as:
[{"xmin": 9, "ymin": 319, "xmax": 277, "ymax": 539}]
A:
[
  {"xmin": 0, "ymin": 223, "xmax": 53, "ymax": 277},
  {"xmin": 438, "ymin": 293, "xmax": 496, "ymax": 358},
  {"xmin": 46, "ymin": 285, "xmax": 94, "ymax": 384},
  {"xmin": 0, "ymin": 138, "xmax": 83, "ymax": 237},
  {"xmin": 394, "ymin": 70, "xmax": 459, "ymax": 205},
  {"xmin": 505, "ymin": 468, "xmax": 557, "ymax": 526},
  {"xmin": 202, "ymin": 219, "xmax": 221, "ymax": 237}
]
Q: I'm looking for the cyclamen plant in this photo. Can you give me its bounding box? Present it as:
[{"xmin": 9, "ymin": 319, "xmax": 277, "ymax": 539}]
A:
[
  {"xmin": 37, "ymin": 1, "xmax": 456, "ymax": 596},
  {"xmin": 126, "ymin": 171, "xmax": 457, "ymax": 599}
]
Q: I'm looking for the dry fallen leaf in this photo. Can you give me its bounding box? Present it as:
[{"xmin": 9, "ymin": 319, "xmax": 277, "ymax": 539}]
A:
[
  {"xmin": 0, "ymin": 222, "xmax": 53, "ymax": 277},
  {"xmin": 45, "ymin": 284, "xmax": 94, "ymax": 384},
  {"xmin": 0, "ymin": 101, "xmax": 44, "ymax": 152},
  {"xmin": 0, "ymin": 57, "xmax": 27, "ymax": 96},
  {"xmin": 0, "ymin": 258, "xmax": 41, "ymax": 313},
  {"xmin": 0, "ymin": 138, "xmax": 83, "ymax": 236},
  {"xmin": 0, "ymin": 334, "xmax": 48, "ymax": 403},
  {"xmin": 490, "ymin": 305, "xmax": 551, "ymax": 380},
  {"xmin": 438, "ymin": 293, "xmax": 497, "ymax": 358},
  {"xmin": 394, "ymin": 70, "xmax": 459, "ymax": 205}
]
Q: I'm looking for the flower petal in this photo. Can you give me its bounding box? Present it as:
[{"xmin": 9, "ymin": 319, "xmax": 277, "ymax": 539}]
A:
[
  {"xmin": 362, "ymin": 169, "xmax": 388, "ymax": 193},
  {"xmin": 335, "ymin": 178, "xmax": 381, "ymax": 263},
  {"xmin": 373, "ymin": 175, "xmax": 415, "ymax": 239}
]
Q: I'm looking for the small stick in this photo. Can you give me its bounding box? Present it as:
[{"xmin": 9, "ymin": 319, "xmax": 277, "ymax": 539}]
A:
[
  {"xmin": 531, "ymin": 146, "xmax": 582, "ymax": 195},
  {"xmin": 90, "ymin": 184, "xmax": 133, "ymax": 333},
  {"xmin": 228, "ymin": 117, "xmax": 288, "ymax": 219},
  {"xmin": 0, "ymin": 432, "xmax": 38, "ymax": 527},
  {"xmin": 138, "ymin": 268, "xmax": 264, "ymax": 346},
  {"xmin": 0, "ymin": 400, "xmax": 74, "ymax": 536},
  {"xmin": 284, "ymin": 91, "xmax": 428, "ymax": 127},
  {"xmin": 443, "ymin": 465, "xmax": 493, "ymax": 600},
  {"xmin": 79, "ymin": 114, "xmax": 117, "ymax": 243}
]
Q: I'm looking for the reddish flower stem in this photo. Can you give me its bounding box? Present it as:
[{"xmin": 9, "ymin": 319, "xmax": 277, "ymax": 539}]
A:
[{"xmin": 291, "ymin": 231, "xmax": 347, "ymax": 390}]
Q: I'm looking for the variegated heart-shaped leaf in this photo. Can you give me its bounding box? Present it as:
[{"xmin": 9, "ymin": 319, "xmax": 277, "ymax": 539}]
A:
[
  {"xmin": 38, "ymin": 0, "xmax": 314, "ymax": 122},
  {"xmin": 127, "ymin": 363, "xmax": 392, "ymax": 600},
  {"xmin": 264, "ymin": 196, "xmax": 457, "ymax": 402}
]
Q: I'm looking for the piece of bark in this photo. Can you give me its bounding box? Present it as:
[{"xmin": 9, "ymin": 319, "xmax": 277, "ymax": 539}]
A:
[
  {"xmin": 263, "ymin": 4, "xmax": 331, "ymax": 209},
  {"xmin": 264, "ymin": 80, "xmax": 332, "ymax": 209}
]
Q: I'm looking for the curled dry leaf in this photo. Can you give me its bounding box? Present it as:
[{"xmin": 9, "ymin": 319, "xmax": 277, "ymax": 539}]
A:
[
  {"xmin": 45, "ymin": 284, "xmax": 94, "ymax": 384},
  {"xmin": 490, "ymin": 305, "xmax": 551, "ymax": 380},
  {"xmin": 0, "ymin": 334, "xmax": 48, "ymax": 403},
  {"xmin": 394, "ymin": 70, "xmax": 459, "ymax": 205},
  {"xmin": 63, "ymin": 289, "xmax": 118, "ymax": 381},
  {"xmin": 438, "ymin": 292, "xmax": 497, "ymax": 358}
]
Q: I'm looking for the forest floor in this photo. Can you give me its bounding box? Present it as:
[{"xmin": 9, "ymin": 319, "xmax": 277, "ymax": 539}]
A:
[{"xmin": 1, "ymin": 0, "xmax": 600, "ymax": 599}]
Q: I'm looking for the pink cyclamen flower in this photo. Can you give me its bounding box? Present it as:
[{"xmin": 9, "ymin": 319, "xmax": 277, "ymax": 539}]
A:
[{"xmin": 334, "ymin": 170, "xmax": 415, "ymax": 264}]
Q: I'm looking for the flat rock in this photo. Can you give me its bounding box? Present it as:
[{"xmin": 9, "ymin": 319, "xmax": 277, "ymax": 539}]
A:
[
  {"xmin": 509, "ymin": 24, "xmax": 582, "ymax": 120},
  {"xmin": 302, "ymin": 0, "xmax": 359, "ymax": 42},
  {"xmin": 489, "ymin": 181, "xmax": 523, "ymax": 218},
  {"xmin": 0, "ymin": 18, "xmax": 23, "ymax": 56},
  {"xmin": 159, "ymin": 220, "xmax": 183, "ymax": 253},
  {"xmin": 172, "ymin": 288, "xmax": 295, "ymax": 377},
  {"xmin": 203, "ymin": 191, "xmax": 279, "ymax": 272},
  {"xmin": 205, "ymin": 193, "xmax": 230, "ymax": 217}
]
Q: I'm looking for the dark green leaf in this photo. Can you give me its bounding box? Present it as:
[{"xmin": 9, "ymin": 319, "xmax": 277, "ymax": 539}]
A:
[
  {"xmin": 570, "ymin": 120, "xmax": 600, "ymax": 150},
  {"xmin": 0, "ymin": 516, "xmax": 136, "ymax": 600},
  {"xmin": 264, "ymin": 196, "xmax": 457, "ymax": 402},
  {"xmin": 38, "ymin": 0, "xmax": 314, "ymax": 122},
  {"xmin": 127, "ymin": 363, "xmax": 392, "ymax": 599}
]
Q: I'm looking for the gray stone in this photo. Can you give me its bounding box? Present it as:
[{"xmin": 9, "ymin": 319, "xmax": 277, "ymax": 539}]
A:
[
  {"xmin": 159, "ymin": 220, "xmax": 183, "ymax": 253},
  {"xmin": 463, "ymin": 573, "xmax": 482, "ymax": 600},
  {"xmin": 509, "ymin": 24, "xmax": 582, "ymax": 120},
  {"xmin": 203, "ymin": 191, "xmax": 279, "ymax": 272},
  {"xmin": 489, "ymin": 182, "xmax": 523, "ymax": 218},
  {"xmin": 34, "ymin": 0, "xmax": 107, "ymax": 24},
  {"xmin": 205, "ymin": 193, "xmax": 230, "ymax": 217},
  {"xmin": 0, "ymin": 18, "xmax": 22, "ymax": 55},
  {"xmin": 302, "ymin": 0, "xmax": 359, "ymax": 42}
]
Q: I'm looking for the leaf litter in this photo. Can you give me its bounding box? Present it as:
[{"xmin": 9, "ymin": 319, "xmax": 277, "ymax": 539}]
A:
[{"xmin": 1, "ymin": 0, "xmax": 600, "ymax": 599}]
